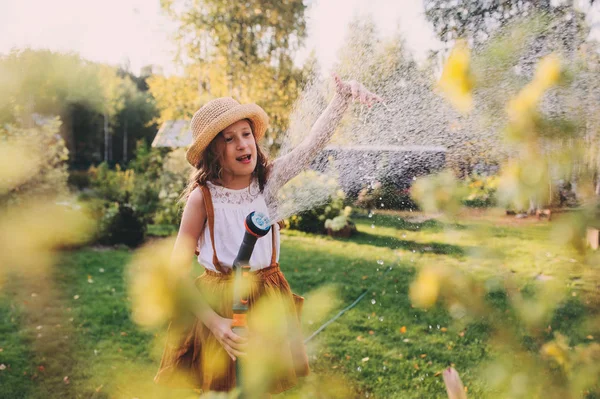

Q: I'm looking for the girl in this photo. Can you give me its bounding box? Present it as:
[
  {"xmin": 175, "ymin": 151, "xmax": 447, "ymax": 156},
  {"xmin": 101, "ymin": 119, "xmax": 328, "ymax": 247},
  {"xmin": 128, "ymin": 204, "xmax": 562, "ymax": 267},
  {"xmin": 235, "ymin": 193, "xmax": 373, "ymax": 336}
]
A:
[{"xmin": 155, "ymin": 74, "xmax": 381, "ymax": 395}]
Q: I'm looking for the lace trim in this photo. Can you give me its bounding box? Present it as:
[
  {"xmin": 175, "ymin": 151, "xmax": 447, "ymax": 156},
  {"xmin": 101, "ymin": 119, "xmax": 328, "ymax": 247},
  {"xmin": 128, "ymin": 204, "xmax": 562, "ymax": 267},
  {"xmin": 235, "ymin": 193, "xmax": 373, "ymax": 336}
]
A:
[{"xmin": 206, "ymin": 179, "xmax": 261, "ymax": 205}]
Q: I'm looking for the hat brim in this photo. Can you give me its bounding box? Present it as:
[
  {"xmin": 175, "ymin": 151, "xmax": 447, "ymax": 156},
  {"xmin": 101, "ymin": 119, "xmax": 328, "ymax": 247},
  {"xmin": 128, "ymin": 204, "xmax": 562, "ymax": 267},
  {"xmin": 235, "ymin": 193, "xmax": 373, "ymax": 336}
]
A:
[{"xmin": 186, "ymin": 103, "xmax": 269, "ymax": 167}]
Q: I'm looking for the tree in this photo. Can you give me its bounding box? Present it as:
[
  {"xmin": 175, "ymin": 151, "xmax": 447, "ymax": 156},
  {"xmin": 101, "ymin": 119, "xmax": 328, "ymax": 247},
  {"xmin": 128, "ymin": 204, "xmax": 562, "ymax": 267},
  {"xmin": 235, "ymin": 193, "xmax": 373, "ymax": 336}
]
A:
[
  {"xmin": 0, "ymin": 49, "xmax": 103, "ymax": 158},
  {"xmin": 423, "ymin": 0, "xmax": 593, "ymax": 45},
  {"xmin": 334, "ymin": 15, "xmax": 381, "ymax": 86},
  {"xmin": 155, "ymin": 0, "xmax": 308, "ymax": 150},
  {"xmin": 115, "ymin": 86, "xmax": 157, "ymax": 164},
  {"xmin": 0, "ymin": 50, "xmax": 159, "ymax": 168}
]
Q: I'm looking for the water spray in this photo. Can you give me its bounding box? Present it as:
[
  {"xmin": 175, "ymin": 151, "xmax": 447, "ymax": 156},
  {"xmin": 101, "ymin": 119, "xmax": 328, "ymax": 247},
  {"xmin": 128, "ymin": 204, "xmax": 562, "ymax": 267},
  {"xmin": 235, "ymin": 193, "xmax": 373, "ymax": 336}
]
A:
[{"xmin": 231, "ymin": 211, "xmax": 271, "ymax": 396}]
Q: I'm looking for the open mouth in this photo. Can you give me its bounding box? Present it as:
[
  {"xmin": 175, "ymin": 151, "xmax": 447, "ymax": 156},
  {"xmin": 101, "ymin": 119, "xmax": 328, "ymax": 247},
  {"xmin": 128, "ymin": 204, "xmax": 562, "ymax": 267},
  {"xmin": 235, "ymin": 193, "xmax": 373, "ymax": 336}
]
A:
[{"xmin": 236, "ymin": 154, "xmax": 252, "ymax": 163}]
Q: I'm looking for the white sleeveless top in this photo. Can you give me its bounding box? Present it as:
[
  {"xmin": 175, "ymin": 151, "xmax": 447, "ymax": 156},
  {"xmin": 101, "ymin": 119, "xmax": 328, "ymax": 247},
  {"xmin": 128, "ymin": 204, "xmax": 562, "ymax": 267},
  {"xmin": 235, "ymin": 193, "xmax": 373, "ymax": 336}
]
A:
[{"xmin": 197, "ymin": 179, "xmax": 280, "ymax": 272}]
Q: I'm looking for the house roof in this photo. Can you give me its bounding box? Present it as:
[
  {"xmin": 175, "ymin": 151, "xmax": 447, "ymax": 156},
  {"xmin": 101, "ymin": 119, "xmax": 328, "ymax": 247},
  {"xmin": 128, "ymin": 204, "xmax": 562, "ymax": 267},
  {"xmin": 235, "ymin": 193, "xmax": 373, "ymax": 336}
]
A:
[
  {"xmin": 325, "ymin": 144, "xmax": 447, "ymax": 153},
  {"xmin": 151, "ymin": 120, "xmax": 191, "ymax": 148}
]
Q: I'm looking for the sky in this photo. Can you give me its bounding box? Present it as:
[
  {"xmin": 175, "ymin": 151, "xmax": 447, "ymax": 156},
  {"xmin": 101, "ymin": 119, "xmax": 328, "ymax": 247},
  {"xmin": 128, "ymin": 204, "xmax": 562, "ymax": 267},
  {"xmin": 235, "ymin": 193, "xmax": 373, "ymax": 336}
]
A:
[
  {"xmin": 1, "ymin": 0, "xmax": 599, "ymax": 76},
  {"xmin": 0, "ymin": 0, "xmax": 441, "ymax": 76}
]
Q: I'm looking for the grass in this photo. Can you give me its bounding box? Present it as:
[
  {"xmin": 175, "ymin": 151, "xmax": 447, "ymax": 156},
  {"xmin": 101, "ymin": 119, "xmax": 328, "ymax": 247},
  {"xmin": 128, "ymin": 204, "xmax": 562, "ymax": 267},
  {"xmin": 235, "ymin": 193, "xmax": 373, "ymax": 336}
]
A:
[{"xmin": 0, "ymin": 210, "xmax": 598, "ymax": 398}]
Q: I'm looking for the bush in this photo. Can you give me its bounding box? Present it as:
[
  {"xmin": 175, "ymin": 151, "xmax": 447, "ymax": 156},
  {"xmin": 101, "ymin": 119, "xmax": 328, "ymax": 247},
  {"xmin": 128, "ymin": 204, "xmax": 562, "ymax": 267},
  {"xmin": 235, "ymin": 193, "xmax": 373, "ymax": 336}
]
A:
[
  {"xmin": 462, "ymin": 174, "xmax": 498, "ymax": 208},
  {"xmin": 325, "ymin": 206, "xmax": 357, "ymax": 238},
  {"xmin": 97, "ymin": 200, "xmax": 146, "ymax": 247},
  {"xmin": 280, "ymin": 170, "xmax": 347, "ymax": 234},
  {"xmin": 67, "ymin": 170, "xmax": 91, "ymax": 190},
  {"xmin": 153, "ymin": 178, "xmax": 184, "ymax": 226},
  {"xmin": 287, "ymin": 190, "xmax": 347, "ymax": 234},
  {"xmin": 355, "ymin": 180, "xmax": 419, "ymax": 211},
  {"xmin": 86, "ymin": 143, "xmax": 188, "ymax": 246},
  {"xmin": 88, "ymin": 162, "xmax": 134, "ymax": 203}
]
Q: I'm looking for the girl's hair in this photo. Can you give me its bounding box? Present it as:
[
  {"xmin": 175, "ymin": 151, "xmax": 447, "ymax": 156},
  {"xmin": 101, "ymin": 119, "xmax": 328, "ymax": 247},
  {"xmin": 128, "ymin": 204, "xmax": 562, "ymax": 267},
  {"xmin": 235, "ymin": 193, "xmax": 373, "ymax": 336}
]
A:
[{"xmin": 180, "ymin": 119, "xmax": 269, "ymax": 202}]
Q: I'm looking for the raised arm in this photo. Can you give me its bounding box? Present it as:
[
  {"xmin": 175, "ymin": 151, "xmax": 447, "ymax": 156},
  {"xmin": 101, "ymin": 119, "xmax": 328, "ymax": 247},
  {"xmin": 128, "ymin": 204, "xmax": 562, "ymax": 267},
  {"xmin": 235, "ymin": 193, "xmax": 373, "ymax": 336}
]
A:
[{"xmin": 265, "ymin": 74, "xmax": 381, "ymax": 202}]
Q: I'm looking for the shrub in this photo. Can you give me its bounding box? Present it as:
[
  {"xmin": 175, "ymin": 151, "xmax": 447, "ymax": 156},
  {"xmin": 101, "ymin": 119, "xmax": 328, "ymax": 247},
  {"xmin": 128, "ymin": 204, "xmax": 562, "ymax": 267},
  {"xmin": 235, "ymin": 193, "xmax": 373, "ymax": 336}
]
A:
[
  {"xmin": 97, "ymin": 200, "xmax": 146, "ymax": 247},
  {"xmin": 281, "ymin": 170, "xmax": 346, "ymax": 234},
  {"xmin": 88, "ymin": 162, "xmax": 134, "ymax": 203},
  {"xmin": 355, "ymin": 180, "xmax": 419, "ymax": 211},
  {"xmin": 67, "ymin": 170, "xmax": 91, "ymax": 190},
  {"xmin": 462, "ymin": 174, "xmax": 498, "ymax": 208}
]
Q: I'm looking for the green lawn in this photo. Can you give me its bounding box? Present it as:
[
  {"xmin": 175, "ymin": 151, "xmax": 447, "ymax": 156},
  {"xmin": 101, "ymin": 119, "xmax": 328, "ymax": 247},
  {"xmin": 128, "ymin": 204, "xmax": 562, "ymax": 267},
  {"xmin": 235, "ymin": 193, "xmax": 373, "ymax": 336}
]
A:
[{"xmin": 0, "ymin": 211, "xmax": 597, "ymax": 398}]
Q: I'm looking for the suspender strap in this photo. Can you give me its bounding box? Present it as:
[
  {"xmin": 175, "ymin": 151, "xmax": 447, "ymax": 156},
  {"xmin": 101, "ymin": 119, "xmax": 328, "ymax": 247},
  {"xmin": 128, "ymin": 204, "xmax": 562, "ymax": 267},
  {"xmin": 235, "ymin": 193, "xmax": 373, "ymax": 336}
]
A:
[
  {"xmin": 270, "ymin": 224, "xmax": 278, "ymax": 266},
  {"xmin": 200, "ymin": 185, "xmax": 229, "ymax": 274}
]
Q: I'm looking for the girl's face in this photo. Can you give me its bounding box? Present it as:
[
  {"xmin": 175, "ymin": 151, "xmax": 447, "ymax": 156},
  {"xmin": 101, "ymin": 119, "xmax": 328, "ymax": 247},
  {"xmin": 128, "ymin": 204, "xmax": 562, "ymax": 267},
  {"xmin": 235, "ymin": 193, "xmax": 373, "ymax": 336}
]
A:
[{"xmin": 215, "ymin": 119, "xmax": 257, "ymax": 181}]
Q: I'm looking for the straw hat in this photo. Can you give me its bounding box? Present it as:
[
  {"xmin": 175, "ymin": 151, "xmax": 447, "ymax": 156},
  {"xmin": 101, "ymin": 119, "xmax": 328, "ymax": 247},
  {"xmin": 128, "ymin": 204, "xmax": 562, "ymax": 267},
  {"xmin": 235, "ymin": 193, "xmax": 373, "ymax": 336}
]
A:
[{"xmin": 186, "ymin": 97, "xmax": 269, "ymax": 167}]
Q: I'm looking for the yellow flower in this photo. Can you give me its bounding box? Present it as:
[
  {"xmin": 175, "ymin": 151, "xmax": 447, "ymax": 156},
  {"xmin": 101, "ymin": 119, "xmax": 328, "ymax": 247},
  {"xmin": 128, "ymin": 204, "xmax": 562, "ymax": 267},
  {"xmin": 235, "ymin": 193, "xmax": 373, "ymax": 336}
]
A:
[
  {"xmin": 506, "ymin": 54, "xmax": 561, "ymax": 130},
  {"xmin": 541, "ymin": 334, "xmax": 570, "ymax": 370},
  {"xmin": 410, "ymin": 267, "xmax": 441, "ymax": 308},
  {"xmin": 438, "ymin": 39, "xmax": 474, "ymax": 113},
  {"xmin": 506, "ymin": 83, "xmax": 543, "ymax": 126},
  {"xmin": 534, "ymin": 53, "xmax": 561, "ymax": 90}
]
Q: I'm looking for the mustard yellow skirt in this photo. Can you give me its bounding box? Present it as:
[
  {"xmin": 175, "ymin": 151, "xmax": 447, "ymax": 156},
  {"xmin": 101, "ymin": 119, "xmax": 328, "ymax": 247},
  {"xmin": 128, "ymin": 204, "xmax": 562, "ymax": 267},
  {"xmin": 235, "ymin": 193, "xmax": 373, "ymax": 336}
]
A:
[{"xmin": 154, "ymin": 265, "xmax": 309, "ymax": 394}]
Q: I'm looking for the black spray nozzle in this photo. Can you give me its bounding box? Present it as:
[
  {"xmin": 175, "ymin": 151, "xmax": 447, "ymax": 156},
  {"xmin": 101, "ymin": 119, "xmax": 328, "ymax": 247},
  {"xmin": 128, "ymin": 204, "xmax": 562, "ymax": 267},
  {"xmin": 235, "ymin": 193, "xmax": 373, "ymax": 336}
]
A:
[
  {"xmin": 244, "ymin": 211, "xmax": 271, "ymax": 238},
  {"xmin": 233, "ymin": 211, "xmax": 271, "ymax": 268}
]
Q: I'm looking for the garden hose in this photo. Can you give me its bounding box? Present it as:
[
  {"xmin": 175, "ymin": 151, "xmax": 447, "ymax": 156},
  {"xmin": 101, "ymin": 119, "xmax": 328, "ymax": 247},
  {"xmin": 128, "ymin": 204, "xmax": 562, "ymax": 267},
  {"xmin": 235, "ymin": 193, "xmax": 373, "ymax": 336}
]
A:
[{"xmin": 304, "ymin": 266, "xmax": 393, "ymax": 344}]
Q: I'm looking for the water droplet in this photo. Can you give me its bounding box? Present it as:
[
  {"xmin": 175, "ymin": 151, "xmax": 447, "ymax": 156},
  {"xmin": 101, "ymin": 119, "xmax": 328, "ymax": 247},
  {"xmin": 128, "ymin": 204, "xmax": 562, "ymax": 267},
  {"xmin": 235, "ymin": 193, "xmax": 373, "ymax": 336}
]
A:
[
  {"xmin": 402, "ymin": 234, "xmax": 407, "ymax": 238},
  {"xmin": 377, "ymin": 260, "xmax": 384, "ymax": 265},
  {"xmin": 368, "ymin": 212, "xmax": 373, "ymax": 218},
  {"xmin": 437, "ymin": 325, "xmax": 440, "ymax": 329},
  {"xmin": 429, "ymin": 325, "xmax": 432, "ymax": 329},
  {"xmin": 371, "ymin": 224, "xmax": 375, "ymax": 229},
  {"xmin": 383, "ymin": 365, "xmax": 387, "ymax": 370},
  {"xmin": 371, "ymin": 299, "xmax": 376, "ymax": 305},
  {"xmin": 379, "ymin": 317, "xmax": 384, "ymax": 322},
  {"xmin": 357, "ymin": 366, "xmax": 362, "ymax": 372}
]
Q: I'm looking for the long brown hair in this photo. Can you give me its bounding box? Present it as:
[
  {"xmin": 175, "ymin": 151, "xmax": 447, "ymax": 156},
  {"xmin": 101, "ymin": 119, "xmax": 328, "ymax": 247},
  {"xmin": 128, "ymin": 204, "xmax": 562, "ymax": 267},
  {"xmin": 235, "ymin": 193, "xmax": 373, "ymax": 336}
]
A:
[{"xmin": 180, "ymin": 119, "xmax": 269, "ymax": 202}]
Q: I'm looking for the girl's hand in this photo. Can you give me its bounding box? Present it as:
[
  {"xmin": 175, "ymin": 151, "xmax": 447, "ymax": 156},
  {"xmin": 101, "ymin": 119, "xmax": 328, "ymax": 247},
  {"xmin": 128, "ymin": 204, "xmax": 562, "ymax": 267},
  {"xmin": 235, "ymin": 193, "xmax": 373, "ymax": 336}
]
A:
[
  {"xmin": 333, "ymin": 72, "xmax": 383, "ymax": 107},
  {"xmin": 207, "ymin": 315, "xmax": 247, "ymax": 361}
]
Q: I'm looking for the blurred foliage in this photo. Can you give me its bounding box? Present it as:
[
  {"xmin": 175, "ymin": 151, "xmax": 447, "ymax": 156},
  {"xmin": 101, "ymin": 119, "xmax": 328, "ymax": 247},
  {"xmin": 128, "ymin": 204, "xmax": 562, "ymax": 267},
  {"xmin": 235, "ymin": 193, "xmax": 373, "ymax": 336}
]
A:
[
  {"xmin": 437, "ymin": 40, "xmax": 473, "ymax": 113},
  {"xmin": 412, "ymin": 171, "xmax": 466, "ymax": 217},
  {"xmin": 0, "ymin": 49, "xmax": 158, "ymax": 168},
  {"xmin": 409, "ymin": 13, "xmax": 600, "ymax": 399},
  {"xmin": 0, "ymin": 118, "xmax": 69, "ymax": 205}
]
